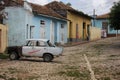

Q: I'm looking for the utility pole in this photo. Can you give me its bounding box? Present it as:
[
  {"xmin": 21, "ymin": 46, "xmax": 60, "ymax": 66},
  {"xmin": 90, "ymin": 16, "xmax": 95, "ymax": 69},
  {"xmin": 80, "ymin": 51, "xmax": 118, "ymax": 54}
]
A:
[{"xmin": 93, "ymin": 9, "xmax": 96, "ymax": 27}]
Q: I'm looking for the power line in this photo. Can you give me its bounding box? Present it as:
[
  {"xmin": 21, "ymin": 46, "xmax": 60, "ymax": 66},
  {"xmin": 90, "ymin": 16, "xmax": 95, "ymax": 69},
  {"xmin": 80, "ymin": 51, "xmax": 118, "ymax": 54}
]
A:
[{"xmin": 75, "ymin": 1, "xmax": 115, "ymax": 15}]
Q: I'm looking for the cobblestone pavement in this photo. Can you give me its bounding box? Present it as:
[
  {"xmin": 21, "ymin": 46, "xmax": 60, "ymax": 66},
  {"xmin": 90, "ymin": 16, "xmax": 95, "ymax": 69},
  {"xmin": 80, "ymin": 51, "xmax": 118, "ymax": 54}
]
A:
[{"xmin": 0, "ymin": 37, "xmax": 120, "ymax": 80}]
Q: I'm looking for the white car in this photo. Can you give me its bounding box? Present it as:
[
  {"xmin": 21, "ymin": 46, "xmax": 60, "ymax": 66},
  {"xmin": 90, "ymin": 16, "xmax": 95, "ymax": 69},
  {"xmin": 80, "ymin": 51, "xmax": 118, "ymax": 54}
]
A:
[{"xmin": 7, "ymin": 39, "xmax": 63, "ymax": 62}]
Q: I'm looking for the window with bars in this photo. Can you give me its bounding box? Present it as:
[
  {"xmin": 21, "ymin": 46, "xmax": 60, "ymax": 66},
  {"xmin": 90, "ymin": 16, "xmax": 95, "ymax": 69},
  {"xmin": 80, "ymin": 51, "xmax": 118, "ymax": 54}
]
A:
[{"xmin": 40, "ymin": 20, "xmax": 45, "ymax": 25}]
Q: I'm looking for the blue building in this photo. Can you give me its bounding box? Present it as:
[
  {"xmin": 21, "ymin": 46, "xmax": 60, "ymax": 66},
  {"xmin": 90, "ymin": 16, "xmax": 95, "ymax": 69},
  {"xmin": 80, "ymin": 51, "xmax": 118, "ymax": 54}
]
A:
[
  {"xmin": 31, "ymin": 3, "xmax": 67, "ymax": 44},
  {"xmin": 92, "ymin": 13, "xmax": 120, "ymax": 37},
  {"xmin": 2, "ymin": 0, "xmax": 67, "ymax": 46}
]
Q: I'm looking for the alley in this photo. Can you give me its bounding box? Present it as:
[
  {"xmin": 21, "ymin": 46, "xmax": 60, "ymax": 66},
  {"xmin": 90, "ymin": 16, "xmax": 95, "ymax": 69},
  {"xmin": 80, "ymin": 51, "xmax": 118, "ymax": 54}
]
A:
[{"xmin": 0, "ymin": 37, "xmax": 120, "ymax": 80}]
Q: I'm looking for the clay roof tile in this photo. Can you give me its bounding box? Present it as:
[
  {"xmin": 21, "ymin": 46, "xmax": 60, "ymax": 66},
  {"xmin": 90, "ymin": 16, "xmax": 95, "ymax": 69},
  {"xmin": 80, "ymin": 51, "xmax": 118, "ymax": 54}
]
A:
[
  {"xmin": 96, "ymin": 13, "xmax": 110, "ymax": 19},
  {"xmin": 30, "ymin": 3, "xmax": 66, "ymax": 20}
]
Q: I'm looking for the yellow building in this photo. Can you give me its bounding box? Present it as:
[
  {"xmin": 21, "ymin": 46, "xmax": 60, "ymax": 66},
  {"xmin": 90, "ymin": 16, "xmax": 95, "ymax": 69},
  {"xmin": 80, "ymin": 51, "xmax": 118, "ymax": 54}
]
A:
[
  {"xmin": 0, "ymin": 24, "xmax": 7, "ymax": 53},
  {"xmin": 67, "ymin": 10, "xmax": 91, "ymax": 42}
]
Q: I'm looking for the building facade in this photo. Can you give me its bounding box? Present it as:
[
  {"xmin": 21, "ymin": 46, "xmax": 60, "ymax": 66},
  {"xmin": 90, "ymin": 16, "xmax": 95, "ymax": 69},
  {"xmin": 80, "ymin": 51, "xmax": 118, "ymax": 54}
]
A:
[
  {"xmin": 0, "ymin": 24, "xmax": 7, "ymax": 53},
  {"xmin": 46, "ymin": 1, "xmax": 92, "ymax": 42},
  {"xmin": 93, "ymin": 13, "xmax": 120, "ymax": 37},
  {"xmin": 2, "ymin": 0, "xmax": 67, "ymax": 46}
]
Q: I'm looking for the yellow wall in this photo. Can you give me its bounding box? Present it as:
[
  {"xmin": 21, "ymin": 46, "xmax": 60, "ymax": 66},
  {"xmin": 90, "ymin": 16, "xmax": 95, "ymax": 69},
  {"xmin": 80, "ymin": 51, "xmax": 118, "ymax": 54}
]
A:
[
  {"xmin": 90, "ymin": 27, "xmax": 101, "ymax": 41},
  {"xmin": 0, "ymin": 24, "xmax": 7, "ymax": 53},
  {"xmin": 67, "ymin": 11, "xmax": 91, "ymax": 41}
]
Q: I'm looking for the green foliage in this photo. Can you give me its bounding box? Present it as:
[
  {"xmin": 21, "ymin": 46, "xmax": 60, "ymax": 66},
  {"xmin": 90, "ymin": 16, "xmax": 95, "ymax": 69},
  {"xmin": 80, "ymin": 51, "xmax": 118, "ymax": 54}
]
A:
[
  {"xmin": 66, "ymin": 2, "xmax": 71, "ymax": 6},
  {"xmin": 0, "ymin": 53, "xmax": 8, "ymax": 59},
  {"xmin": 59, "ymin": 1, "xmax": 72, "ymax": 6},
  {"xmin": 8, "ymin": 77, "xmax": 17, "ymax": 80},
  {"xmin": 58, "ymin": 70, "xmax": 90, "ymax": 78},
  {"xmin": 8, "ymin": 68, "xmax": 19, "ymax": 74},
  {"xmin": 58, "ymin": 65, "xmax": 90, "ymax": 79},
  {"xmin": 0, "ymin": 74, "xmax": 6, "ymax": 79},
  {"xmin": 109, "ymin": 1, "xmax": 120, "ymax": 30},
  {"xmin": 99, "ymin": 77, "xmax": 111, "ymax": 80}
]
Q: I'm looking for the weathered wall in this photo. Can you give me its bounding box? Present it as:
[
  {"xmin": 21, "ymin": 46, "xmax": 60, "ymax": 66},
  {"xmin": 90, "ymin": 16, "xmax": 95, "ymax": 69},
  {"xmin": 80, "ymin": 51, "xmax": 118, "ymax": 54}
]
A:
[
  {"xmin": 33, "ymin": 15, "xmax": 67, "ymax": 44},
  {"xmin": 90, "ymin": 27, "xmax": 101, "ymax": 41},
  {"xmin": 67, "ymin": 11, "xmax": 91, "ymax": 42},
  {"xmin": 4, "ymin": 7, "xmax": 33, "ymax": 46},
  {"xmin": 93, "ymin": 19, "xmax": 120, "ymax": 35},
  {"xmin": 3, "ymin": 6, "xmax": 67, "ymax": 46},
  {"xmin": 0, "ymin": 24, "xmax": 7, "ymax": 53}
]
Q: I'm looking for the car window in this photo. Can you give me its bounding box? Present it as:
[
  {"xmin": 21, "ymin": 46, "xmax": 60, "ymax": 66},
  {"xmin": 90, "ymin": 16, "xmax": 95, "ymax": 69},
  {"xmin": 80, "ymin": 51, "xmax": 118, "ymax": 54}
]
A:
[
  {"xmin": 36, "ymin": 41, "xmax": 47, "ymax": 47},
  {"xmin": 47, "ymin": 41, "xmax": 55, "ymax": 47},
  {"xmin": 26, "ymin": 41, "xmax": 35, "ymax": 46}
]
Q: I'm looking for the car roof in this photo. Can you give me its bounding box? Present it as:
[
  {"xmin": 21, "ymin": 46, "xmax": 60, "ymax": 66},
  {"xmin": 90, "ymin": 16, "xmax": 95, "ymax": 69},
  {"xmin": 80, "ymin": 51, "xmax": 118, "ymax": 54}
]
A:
[{"xmin": 26, "ymin": 39, "xmax": 49, "ymax": 42}]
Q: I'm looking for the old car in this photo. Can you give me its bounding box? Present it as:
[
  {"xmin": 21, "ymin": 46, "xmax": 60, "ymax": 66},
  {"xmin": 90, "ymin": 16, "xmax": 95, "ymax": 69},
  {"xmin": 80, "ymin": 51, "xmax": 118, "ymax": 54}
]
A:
[{"xmin": 7, "ymin": 39, "xmax": 63, "ymax": 62}]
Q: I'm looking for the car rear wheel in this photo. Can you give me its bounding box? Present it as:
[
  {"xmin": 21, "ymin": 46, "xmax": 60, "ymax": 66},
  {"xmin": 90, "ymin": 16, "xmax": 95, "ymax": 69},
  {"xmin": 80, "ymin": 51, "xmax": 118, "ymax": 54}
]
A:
[
  {"xmin": 43, "ymin": 54, "xmax": 53, "ymax": 62},
  {"xmin": 9, "ymin": 52, "xmax": 19, "ymax": 60}
]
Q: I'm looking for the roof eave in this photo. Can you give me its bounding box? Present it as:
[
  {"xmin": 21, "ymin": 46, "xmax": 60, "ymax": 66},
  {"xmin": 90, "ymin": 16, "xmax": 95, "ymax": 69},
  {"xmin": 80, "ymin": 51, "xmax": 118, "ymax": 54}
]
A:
[
  {"xmin": 33, "ymin": 12, "xmax": 68, "ymax": 21},
  {"xmin": 68, "ymin": 9, "xmax": 92, "ymax": 19}
]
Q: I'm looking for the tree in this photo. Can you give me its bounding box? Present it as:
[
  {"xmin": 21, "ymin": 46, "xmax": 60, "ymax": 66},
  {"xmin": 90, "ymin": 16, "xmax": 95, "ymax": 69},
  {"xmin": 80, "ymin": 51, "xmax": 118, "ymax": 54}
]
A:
[
  {"xmin": 66, "ymin": 2, "xmax": 71, "ymax": 6},
  {"xmin": 60, "ymin": 1, "xmax": 71, "ymax": 6},
  {"xmin": 60, "ymin": 1, "xmax": 64, "ymax": 4},
  {"xmin": 109, "ymin": 1, "xmax": 120, "ymax": 36}
]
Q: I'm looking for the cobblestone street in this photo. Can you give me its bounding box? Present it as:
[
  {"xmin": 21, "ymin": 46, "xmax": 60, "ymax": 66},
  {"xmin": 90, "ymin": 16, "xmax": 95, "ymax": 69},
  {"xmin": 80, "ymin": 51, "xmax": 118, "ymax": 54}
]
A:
[{"xmin": 0, "ymin": 37, "xmax": 120, "ymax": 80}]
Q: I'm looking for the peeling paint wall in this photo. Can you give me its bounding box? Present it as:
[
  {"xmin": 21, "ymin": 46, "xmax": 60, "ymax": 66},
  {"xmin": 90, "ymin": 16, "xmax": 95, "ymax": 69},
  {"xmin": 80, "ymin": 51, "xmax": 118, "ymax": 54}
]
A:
[
  {"xmin": 0, "ymin": 24, "xmax": 7, "ymax": 53},
  {"xmin": 3, "ymin": 6, "xmax": 67, "ymax": 46},
  {"xmin": 4, "ymin": 7, "xmax": 33, "ymax": 46},
  {"xmin": 32, "ymin": 15, "xmax": 67, "ymax": 44}
]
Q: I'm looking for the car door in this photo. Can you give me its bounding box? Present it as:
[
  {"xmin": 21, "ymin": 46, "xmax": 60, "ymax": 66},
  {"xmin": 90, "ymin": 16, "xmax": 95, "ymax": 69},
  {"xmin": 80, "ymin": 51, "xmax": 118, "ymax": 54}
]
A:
[
  {"xmin": 23, "ymin": 40, "xmax": 49, "ymax": 57},
  {"xmin": 22, "ymin": 41, "xmax": 37, "ymax": 56},
  {"xmin": 31, "ymin": 41, "xmax": 48, "ymax": 57},
  {"xmin": 47, "ymin": 42, "xmax": 61, "ymax": 55}
]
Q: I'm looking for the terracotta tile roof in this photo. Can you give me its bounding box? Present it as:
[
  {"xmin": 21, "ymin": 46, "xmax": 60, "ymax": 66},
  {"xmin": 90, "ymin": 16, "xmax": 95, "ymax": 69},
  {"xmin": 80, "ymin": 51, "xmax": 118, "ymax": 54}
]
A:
[
  {"xmin": 30, "ymin": 3, "xmax": 66, "ymax": 20},
  {"xmin": 45, "ymin": 1, "xmax": 74, "ymax": 10},
  {"xmin": 96, "ymin": 13, "xmax": 110, "ymax": 19},
  {"xmin": 1, "ymin": 0, "xmax": 66, "ymax": 20},
  {"xmin": 1, "ymin": 0, "xmax": 24, "ymax": 7},
  {"xmin": 45, "ymin": 1, "xmax": 92, "ymax": 19}
]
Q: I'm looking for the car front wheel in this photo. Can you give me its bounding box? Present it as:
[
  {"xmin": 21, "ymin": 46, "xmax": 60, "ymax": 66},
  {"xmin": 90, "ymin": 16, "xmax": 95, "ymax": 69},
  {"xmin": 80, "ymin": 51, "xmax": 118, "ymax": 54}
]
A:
[
  {"xmin": 9, "ymin": 52, "xmax": 19, "ymax": 60},
  {"xmin": 43, "ymin": 54, "xmax": 53, "ymax": 62}
]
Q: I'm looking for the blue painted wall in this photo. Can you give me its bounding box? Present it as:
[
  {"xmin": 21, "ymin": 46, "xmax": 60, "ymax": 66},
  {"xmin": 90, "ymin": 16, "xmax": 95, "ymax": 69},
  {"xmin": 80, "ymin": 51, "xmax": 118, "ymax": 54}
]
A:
[
  {"xmin": 4, "ymin": 6, "xmax": 67, "ymax": 46},
  {"xmin": 93, "ymin": 19, "xmax": 120, "ymax": 34},
  {"xmin": 4, "ymin": 7, "xmax": 33, "ymax": 46},
  {"xmin": 32, "ymin": 15, "xmax": 67, "ymax": 44}
]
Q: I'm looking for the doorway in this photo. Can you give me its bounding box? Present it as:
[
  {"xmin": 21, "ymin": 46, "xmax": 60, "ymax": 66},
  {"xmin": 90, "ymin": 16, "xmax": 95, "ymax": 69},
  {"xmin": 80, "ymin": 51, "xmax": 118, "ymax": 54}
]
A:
[
  {"xmin": 83, "ymin": 22, "xmax": 86, "ymax": 40},
  {"xmin": 61, "ymin": 24, "xmax": 65, "ymax": 44},
  {"xmin": 50, "ymin": 21, "xmax": 55, "ymax": 43},
  {"xmin": 76, "ymin": 24, "xmax": 79, "ymax": 41}
]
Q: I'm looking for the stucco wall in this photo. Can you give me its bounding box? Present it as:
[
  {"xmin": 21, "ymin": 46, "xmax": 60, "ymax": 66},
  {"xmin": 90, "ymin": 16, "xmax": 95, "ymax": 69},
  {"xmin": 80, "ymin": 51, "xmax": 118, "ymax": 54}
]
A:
[
  {"xmin": 90, "ymin": 27, "xmax": 101, "ymax": 41},
  {"xmin": 32, "ymin": 15, "xmax": 67, "ymax": 44},
  {"xmin": 4, "ymin": 7, "xmax": 33, "ymax": 46},
  {"xmin": 67, "ymin": 11, "xmax": 91, "ymax": 41},
  {"xmin": 0, "ymin": 24, "xmax": 7, "ymax": 53},
  {"xmin": 94, "ymin": 19, "xmax": 120, "ymax": 34}
]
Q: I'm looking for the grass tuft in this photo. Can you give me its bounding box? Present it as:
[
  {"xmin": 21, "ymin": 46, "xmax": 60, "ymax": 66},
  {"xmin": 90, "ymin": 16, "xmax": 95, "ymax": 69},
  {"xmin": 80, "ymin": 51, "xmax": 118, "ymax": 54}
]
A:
[{"xmin": 0, "ymin": 53, "xmax": 8, "ymax": 59}]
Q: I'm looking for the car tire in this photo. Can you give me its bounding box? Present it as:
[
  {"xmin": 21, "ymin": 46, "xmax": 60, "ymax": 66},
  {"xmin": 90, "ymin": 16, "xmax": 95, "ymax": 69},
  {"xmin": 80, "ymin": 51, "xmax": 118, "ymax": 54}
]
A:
[
  {"xmin": 9, "ymin": 52, "xmax": 19, "ymax": 60},
  {"xmin": 43, "ymin": 54, "xmax": 53, "ymax": 62}
]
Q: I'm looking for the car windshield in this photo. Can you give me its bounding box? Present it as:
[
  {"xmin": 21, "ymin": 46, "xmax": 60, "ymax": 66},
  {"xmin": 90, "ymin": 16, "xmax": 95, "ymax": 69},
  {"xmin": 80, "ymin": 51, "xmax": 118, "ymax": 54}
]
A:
[{"xmin": 47, "ymin": 40, "xmax": 55, "ymax": 47}]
